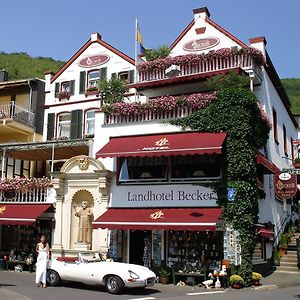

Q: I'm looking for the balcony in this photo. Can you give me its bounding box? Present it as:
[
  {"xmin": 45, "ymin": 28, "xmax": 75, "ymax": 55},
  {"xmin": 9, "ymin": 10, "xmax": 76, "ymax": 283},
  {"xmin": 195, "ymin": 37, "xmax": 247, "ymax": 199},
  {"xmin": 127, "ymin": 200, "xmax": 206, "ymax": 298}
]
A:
[
  {"xmin": 136, "ymin": 48, "xmax": 264, "ymax": 87},
  {"xmin": 0, "ymin": 103, "xmax": 34, "ymax": 127},
  {"xmin": 105, "ymin": 106, "xmax": 197, "ymax": 124},
  {"xmin": 0, "ymin": 177, "xmax": 54, "ymax": 203}
]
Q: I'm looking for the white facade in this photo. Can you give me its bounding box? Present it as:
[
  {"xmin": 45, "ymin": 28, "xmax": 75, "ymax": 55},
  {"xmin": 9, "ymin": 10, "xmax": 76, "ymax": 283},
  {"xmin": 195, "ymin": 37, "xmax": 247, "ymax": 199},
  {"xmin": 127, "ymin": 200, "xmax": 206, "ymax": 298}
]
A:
[{"xmin": 43, "ymin": 8, "xmax": 298, "ymax": 264}]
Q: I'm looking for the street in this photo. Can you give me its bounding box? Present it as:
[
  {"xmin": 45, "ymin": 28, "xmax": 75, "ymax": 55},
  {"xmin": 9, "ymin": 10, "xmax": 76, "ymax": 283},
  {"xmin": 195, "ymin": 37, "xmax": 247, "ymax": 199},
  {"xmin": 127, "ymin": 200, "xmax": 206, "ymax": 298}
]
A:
[{"xmin": 0, "ymin": 271, "xmax": 300, "ymax": 300}]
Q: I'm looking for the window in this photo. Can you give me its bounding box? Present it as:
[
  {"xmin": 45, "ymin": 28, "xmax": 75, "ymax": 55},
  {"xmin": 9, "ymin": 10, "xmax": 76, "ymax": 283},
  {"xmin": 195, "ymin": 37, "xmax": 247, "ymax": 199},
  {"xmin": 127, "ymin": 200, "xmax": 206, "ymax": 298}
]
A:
[
  {"xmin": 283, "ymin": 125, "xmax": 287, "ymax": 155},
  {"xmin": 85, "ymin": 110, "xmax": 95, "ymax": 135},
  {"xmin": 170, "ymin": 155, "xmax": 221, "ymax": 180},
  {"xmin": 61, "ymin": 81, "xmax": 70, "ymax": 93},
  {"xmin": 272, "ymin": 108, "xmax": 278, "ymax": 143},
  {"xmin": 57, "ymin": 113, "xmax": 71, "ymax": 138},
  {"xmin": 118, "ymin": 154, "xmax": 221, "ymax": 184},
  {"xmin": 119, "ymin": 157, "xmax": 168, "ymax": 182},
  {"xmin": 87, "ymin": 70, "xmax": 100, "ymax": 88}
]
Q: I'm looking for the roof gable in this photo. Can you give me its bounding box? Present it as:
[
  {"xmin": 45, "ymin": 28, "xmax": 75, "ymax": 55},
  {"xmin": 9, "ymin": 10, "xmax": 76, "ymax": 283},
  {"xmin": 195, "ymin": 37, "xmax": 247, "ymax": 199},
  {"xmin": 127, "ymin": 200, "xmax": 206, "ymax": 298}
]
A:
[
  {"xmin": 170, "ymin": 14, "xmax": 248, "ymax": 57},
  {"xmin": 51, "ymin": 34, "xmax": 135, "ymax": 83}
]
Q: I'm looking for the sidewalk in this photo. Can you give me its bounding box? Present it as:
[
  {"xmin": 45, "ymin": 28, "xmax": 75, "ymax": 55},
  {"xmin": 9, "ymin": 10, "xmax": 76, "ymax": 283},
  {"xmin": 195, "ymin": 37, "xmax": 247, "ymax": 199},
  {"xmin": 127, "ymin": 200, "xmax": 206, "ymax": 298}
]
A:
[{"xmin": 259, "ymin": 271, "xmax": 300, "ymax": 289}]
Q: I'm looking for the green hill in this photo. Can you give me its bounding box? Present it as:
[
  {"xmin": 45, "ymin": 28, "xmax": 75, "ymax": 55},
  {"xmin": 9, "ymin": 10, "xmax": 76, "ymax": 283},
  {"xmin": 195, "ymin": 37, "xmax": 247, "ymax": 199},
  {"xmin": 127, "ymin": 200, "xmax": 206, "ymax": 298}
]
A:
[
  {"xmin": 0, "ymin": 52, "xmax": 65, "ymax": 81},
  {"xmin": 281, "ymin": 78, "xmax": 300, "ymax": 115}
]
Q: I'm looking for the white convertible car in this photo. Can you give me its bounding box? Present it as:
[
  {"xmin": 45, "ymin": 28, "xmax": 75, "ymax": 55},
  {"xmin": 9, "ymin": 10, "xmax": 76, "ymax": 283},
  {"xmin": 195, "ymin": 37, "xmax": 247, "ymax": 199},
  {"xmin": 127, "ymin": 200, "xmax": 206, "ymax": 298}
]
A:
[{"xmin": 47, "ymin": 253, "xmax": 157, "ymax": 294}]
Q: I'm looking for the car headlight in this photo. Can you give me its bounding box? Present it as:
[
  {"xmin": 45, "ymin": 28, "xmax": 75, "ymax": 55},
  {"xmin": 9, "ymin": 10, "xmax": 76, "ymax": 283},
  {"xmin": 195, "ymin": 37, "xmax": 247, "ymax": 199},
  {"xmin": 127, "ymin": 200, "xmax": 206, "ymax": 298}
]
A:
[{"xmin": 128, "ymin": 270, "xmax": 140, "ymax": 279}]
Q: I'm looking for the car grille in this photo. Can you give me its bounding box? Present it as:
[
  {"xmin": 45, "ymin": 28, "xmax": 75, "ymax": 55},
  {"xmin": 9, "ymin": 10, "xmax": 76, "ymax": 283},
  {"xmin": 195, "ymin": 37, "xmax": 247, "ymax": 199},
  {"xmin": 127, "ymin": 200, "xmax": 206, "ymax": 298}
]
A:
[{"xmin": 147, "ymin": 277, "xmax": 156, "ymax": 284}]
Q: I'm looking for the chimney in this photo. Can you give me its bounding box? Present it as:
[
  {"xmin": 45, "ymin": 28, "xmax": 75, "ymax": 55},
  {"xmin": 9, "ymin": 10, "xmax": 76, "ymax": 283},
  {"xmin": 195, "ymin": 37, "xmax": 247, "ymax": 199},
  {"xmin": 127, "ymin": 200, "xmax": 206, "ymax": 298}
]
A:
[
  {"xmin": 193, "ymin": 7, "xmax": 210, "ymax": 20},
  {"xmin": 0, "ymin": 70, "xmax": 8, "ymax": 82},
  {"xmin": 249, "ymin": 36, "xmax": 267, "ymax": 57},
  {"xmin": 91, "ymin": 32, "xmax": 101, "ymax": 42},
  {"xmin": 44, "ymin": 70, "xmax": 54, "ymax": 93}
]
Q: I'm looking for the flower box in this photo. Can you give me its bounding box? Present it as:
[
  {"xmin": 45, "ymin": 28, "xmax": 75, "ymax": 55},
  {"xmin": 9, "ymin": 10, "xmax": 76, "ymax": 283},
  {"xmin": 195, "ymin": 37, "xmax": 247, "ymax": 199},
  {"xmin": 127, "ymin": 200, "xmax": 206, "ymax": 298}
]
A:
[
  {"xmin": 57, "ymin": 91, "xmax": 70, "ymax": 100},
  {"xmin": 85, "ymin": 88, "xmax": 100, "ymax": 97}
]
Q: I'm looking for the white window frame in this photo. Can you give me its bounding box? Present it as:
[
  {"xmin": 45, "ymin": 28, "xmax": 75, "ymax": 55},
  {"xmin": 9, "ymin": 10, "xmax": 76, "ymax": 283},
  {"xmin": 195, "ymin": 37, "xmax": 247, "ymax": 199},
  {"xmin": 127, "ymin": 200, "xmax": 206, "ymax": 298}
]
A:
[
  {"xmin": 57, "ymin": 113, "xmax": 71, "ymax": 138},
  {"xmin": 85, "ymin": 110, "xmax": 96, "ymax": 135}
]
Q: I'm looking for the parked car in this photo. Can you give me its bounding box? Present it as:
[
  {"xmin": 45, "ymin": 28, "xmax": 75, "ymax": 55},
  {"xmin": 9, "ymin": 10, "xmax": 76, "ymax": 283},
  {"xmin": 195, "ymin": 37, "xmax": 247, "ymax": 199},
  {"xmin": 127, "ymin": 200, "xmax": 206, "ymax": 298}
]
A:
[{"xmin": 46, "ymin": 252, "xmax": 157, "ymax": 294}]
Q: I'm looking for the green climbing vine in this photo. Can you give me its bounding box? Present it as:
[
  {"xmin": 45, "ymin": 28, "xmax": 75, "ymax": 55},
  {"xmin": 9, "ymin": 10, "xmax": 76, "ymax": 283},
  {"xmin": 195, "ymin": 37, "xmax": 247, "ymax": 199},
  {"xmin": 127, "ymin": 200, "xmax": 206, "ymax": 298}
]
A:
[{"xmin": 171, "ymin": 72, "xmax": 271, "ymax": 286}]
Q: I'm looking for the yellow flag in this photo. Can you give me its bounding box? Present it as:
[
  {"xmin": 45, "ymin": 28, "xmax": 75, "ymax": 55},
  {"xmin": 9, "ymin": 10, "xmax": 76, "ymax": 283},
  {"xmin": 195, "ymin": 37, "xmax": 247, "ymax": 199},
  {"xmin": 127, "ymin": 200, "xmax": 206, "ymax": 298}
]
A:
[{"xmin": 136, "ymin": 25, "xmax": 143, "ymax": 44}]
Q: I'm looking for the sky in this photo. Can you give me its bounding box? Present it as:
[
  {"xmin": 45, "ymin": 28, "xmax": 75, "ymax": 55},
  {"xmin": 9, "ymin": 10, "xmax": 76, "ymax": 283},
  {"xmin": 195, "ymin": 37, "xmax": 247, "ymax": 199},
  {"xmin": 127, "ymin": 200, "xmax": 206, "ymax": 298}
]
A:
[{"xmin": 0, "ymin": 0, "xmax": 299, "ymax": 78}]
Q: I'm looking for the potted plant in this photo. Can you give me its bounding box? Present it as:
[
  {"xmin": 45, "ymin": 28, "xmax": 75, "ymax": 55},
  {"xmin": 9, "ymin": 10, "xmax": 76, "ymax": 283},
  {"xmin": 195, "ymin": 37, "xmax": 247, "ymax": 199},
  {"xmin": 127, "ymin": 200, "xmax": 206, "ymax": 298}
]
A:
[
  {"xmin": 279, "ymin": 234, "xmax": 288, "ymax": 256},
  {"xmin": 158, "ymin": 266, "xmax": 171, "ymax": 284},
  {"xmin": 229, "ymin": 274, "xmax": 244, "ymax": 289},
  {"xmin": 294, "ymin": 157, "xmax": 300, "ymax": 168},
  {"xmin": 252, "ymin": 272, "xmax": 262, "ymax": 286},
  {"xmin": 56, "ymin": 91, "xmax": 70, "ymax": 100},
  {"xmin": 273, "ymin": 250, "xmax": 281, "ymax": 266}
]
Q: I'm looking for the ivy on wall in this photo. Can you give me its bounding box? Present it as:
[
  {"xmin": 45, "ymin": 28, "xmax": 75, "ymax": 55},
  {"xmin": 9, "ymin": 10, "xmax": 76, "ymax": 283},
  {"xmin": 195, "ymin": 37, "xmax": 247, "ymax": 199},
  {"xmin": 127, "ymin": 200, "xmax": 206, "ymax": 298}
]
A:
[{"xmin": 172, "ymin": 72, "xmax": 271, "ymax": 286}]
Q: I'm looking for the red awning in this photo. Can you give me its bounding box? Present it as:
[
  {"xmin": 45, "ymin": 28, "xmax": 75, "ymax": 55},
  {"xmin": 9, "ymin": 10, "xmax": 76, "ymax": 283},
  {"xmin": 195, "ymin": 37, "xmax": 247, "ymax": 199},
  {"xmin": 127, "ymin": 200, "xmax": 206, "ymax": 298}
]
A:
[
  {"xmin": 93, "ymin": 208, "xmax": 222, "ymax": 231},
  {"xmin": 96, "ymin": 132, "xmax": 227, "ymax": 158},
  {"xmin": 256, "ymin": 154, "xmax": 280, "ymax": 174},
  {"xmin": 0, "ymin": 204, "xmax": 51, "ymax": 226},
  {"xmin": 258, "ymin": 228, "xmax": 274, "ymax": 238}
]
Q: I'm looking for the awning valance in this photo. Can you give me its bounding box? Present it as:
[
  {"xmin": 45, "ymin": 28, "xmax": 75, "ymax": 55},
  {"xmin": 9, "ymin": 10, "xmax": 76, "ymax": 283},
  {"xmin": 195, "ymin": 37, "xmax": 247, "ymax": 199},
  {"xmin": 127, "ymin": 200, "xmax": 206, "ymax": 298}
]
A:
[
  {"xmin": 256, "ymin": 154, "xmax": 280, "ymax": 174},
  {"xmin": 96, "ymin": 132, "xmax": 227, "ymax": 158},
  {"xmin": 0, "ymin": 204, "xmax": 51, "ymax": 226},
  {"xmin": 93, "ymin": 207, "xmax": 222, "ymax": 231}
]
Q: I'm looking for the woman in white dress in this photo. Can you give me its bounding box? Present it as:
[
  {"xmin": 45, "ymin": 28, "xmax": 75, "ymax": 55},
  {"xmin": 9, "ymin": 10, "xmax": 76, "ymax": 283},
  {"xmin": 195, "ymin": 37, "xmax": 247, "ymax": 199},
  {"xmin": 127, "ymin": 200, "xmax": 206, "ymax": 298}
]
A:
[{"xmin": 35, "ymin": 235, "xmax": 50, "ymax": 288}]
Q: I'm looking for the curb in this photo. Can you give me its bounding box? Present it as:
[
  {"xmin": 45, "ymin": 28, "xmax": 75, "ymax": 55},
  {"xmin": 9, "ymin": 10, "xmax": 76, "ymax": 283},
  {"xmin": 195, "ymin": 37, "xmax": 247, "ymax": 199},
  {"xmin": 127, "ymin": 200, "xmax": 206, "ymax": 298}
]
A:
[{"xmin": 254, "ymin": 285, "xmax": 278, "ymax": 291}]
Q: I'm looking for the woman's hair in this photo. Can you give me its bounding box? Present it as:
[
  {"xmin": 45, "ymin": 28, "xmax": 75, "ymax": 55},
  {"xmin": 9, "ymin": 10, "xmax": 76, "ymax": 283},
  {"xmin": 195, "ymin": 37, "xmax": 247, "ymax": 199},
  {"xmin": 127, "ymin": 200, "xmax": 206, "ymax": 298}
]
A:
[{"xmin": 40, "ymin": 235, "xmax": 46, "ymax": 241}]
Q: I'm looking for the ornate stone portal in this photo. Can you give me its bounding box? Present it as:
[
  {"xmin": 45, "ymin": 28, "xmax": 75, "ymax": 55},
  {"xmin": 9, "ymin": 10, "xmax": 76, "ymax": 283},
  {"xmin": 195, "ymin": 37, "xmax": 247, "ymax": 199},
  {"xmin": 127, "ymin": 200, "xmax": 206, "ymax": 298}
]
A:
[{"xmin": 50, "ymin": 155, "xmax": 113, "ymax": 258}]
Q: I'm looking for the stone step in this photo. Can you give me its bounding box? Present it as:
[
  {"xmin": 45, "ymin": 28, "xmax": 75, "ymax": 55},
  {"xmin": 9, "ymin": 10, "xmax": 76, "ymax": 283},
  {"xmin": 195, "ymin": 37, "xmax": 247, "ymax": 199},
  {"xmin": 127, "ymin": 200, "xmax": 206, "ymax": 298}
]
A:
[
  {"xmin": 252, "ymin": 259, "xmax": 266, "ymax": 265},
  {"xmin": 280, "ymin": 257, "xmax": 298, "ymax": 263},
  {"xmin": 277, "ymin": 266, "xmax": 299, "ymax": 272},
  {"xmin": 280, "ymin": 261, "xmax": 297, "ymax": 267}
]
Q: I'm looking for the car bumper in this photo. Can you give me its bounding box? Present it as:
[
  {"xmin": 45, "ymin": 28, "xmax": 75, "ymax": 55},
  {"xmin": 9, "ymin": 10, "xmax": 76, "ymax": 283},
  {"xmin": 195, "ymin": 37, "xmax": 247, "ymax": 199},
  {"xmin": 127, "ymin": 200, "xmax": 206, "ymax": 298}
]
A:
[{"xmin": 125, "ymin": 277, "xmax": 157, "ymax": 288}]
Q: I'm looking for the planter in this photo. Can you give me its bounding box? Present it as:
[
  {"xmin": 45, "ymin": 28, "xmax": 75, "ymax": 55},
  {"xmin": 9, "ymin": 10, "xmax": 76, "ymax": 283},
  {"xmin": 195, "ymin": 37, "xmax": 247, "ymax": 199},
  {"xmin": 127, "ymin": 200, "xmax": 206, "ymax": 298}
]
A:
[
  {"xmin": 160, "ymin": 277, "xmax": 170, "ymax": 284},
  {"xmin": 279, "ymin": 247, "xmax": 287, "ymax": 256},
  {"xmin": 293, "ymin": 163, "xmax": 300, "ymax": 169},
  {"xmin": 252, "ymin": 280, "xmax": 261, "ymax": 286},
  {"xmin": 85, "ymin": 90, "xmax": 100, "ymax": 97},
  {"xmin": 231, "ymin": 283, "xmax": 242, "ymax": 289}
]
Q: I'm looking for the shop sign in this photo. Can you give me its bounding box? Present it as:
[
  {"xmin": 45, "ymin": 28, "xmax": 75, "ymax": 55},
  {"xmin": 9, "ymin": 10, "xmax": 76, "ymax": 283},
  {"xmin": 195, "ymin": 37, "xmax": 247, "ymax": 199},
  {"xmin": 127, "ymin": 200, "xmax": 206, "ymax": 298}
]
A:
[
  {"xmin": 274, "ymin": 173, "xmax": 297, "ymax": 199},
  {"xmin": 110, "ymin": 184, "xmax": 218, "ymax": 208},
  {"xmin": 79, "ymin": 55, "xmax": 110, "ymax": 68},
  {"xmin": 227, "ymin": 187, "xmax": 235, "ymax": 201},
  {"xmin": 183, "ymin": 37, "xmax": 220, "ymax": 52},
  {"xmin": 279, "ymin": 173, "xmax": 291, "ymax": 181}
]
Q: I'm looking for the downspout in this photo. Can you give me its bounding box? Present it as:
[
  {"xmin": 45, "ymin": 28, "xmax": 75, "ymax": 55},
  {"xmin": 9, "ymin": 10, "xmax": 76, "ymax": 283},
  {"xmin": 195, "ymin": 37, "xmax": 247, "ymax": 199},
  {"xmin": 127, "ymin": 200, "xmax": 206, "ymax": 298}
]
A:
[{"xmin": 27, "ymin": 79, "xmax": 33, "ymax": 111}]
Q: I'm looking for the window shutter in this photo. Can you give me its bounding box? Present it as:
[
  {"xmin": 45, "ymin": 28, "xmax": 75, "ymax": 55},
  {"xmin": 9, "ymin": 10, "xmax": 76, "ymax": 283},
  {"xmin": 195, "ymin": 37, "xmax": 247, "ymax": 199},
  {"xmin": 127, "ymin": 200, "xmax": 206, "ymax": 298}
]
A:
[
  {"xmin": 79, "ymin": 71, "xmax": 86, "ymax": 94},
  {"xmin": 99, "ymin": 67, "xmax": 107, "ymax": 80},
  {"xmin": 70, "ymin": 110, "xmax": 83, "ymax": 139},
  {"xmin": 111, "ymin": 73, "xmax": 117, "ymax": 79},
  {"xmin": 128, "ymin": 70, "xmax": 135, "ymax": 83},
  {"xmin": 47, "ymin": 113, "xmax": 55, "ymax": 140},
  {"xmin": 70, "ymin": 80, "xmax": 75, "ymax": 95},
  {"xmin": 54, "ymin": 83, "xmax": 59, "ymax": 97}
]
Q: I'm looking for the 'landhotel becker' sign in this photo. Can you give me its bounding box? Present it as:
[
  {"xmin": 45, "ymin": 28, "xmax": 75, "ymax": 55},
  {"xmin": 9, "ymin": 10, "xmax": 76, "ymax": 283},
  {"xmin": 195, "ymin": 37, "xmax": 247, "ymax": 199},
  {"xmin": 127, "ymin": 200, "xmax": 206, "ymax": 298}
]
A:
[{"xmin": 111, "ymin": 184, "xmax": 218, "ymax": 208}]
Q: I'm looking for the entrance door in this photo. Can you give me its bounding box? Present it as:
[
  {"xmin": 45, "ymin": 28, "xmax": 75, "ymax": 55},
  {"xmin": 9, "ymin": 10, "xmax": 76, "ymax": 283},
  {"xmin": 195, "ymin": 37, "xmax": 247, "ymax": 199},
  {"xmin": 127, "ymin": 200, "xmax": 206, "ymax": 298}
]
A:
[{"xmin": 129, "ymin": 230, "xmax": 150, "ymax": 266}]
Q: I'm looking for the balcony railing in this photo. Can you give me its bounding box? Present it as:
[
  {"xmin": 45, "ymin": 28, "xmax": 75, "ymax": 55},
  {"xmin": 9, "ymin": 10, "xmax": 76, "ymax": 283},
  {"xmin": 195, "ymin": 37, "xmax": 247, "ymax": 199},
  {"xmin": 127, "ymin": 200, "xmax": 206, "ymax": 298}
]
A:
[
  {"xmin": 0, "ymin": 103, "xmax": 35, "ymax": 127},
  {"xmin": 105, "ymin": 106, "xmax": 197, "ymax": 124},
  {"xmin": 0, "ymin": 187, "xmax": 52, "ymax": 203},
  {"xmin": 138, "ymin": 54, "xmax": 254, "ymax": 83}
]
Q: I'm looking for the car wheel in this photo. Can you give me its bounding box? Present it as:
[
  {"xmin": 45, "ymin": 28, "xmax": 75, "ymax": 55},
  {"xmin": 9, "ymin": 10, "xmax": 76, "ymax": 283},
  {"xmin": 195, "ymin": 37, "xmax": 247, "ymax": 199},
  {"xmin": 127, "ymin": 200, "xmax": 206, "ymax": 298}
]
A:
[
  {"xmin": 106, "ymin": 275, "xmax": 124, "ymax": 294},
  {"xmin": 47, "ymin": 269, "xmax": 60, "ymax": 286}
]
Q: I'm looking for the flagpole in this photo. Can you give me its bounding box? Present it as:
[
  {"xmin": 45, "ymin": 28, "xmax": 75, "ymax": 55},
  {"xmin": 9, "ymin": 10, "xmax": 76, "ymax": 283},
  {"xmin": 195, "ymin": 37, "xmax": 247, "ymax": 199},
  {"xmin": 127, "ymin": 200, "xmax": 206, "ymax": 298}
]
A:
[{"xmin": 134, "ymin": 16, "xmax": 138, "ymax": 84}]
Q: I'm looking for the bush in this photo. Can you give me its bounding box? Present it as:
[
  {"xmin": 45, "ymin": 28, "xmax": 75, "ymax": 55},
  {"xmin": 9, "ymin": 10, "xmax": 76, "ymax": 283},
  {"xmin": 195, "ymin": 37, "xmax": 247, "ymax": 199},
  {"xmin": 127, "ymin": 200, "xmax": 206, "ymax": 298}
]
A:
[
  {"xmin": 229, "ymin": 274, "xmax": 244, "ymax": 285},
  {"xmin": 252, "ymin": 272, "xmax": 262, "ymax": 281}
]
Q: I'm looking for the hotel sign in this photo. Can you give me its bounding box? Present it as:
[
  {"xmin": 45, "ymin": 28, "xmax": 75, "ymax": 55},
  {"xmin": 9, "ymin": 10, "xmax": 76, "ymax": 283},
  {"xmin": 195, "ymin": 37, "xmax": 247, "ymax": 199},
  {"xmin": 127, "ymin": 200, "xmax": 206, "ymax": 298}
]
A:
[
  {"xmin": 79, "ymin": 55, "xmax": 110, "ymax": 68},
  {"xmin": 111, "ymin": 184, "xmax": 218, "ymax": 208},
  {"xmin": 142, "ymin": 138, "xmax": 170, "ymax": 151},
  {"xmin": 274, "ymin": 173, "xmax": 297, "ymax": 199},
  {"xmin": 183, "ymin": 37, "xmax": 220, "ymax": 51}
]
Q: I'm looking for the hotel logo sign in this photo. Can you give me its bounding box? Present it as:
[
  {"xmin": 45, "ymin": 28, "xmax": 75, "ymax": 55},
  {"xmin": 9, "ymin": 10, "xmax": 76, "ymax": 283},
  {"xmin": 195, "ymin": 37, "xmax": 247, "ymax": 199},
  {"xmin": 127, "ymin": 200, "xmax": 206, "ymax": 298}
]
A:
[
  {"xmin": 183, "ymin": 37, "xmax": 220, "ymax": 52},
  {"xmin": 79, "ymin": 55, "xmax": 110, "ymax": 68},
  {"xmin": 150, "ymin": 210, "xmax": 164, "ymax": 220},
  {"xmin": 142, "ymin": 137, "xmax": 170, "ymax": 151},
  {"xmin": 0, "ymin": 206, "xmax": 6, "ymax": 214}
]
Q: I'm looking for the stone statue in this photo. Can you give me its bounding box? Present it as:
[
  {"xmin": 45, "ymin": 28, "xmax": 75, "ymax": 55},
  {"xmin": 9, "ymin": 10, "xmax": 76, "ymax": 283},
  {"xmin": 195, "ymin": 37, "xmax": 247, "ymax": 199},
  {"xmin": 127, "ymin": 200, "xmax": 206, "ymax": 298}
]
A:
[{"xmin": 74, "ymin": 201, "xmax": 93, "ymax": 244}]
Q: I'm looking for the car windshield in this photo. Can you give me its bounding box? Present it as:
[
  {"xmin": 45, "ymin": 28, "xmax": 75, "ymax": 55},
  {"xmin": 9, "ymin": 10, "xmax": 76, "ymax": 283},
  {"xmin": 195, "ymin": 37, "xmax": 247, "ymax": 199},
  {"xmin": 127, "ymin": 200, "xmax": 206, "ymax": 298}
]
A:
[{"xmin": 78, "ymin": 252, "xmax": 104, "ymax": 263}]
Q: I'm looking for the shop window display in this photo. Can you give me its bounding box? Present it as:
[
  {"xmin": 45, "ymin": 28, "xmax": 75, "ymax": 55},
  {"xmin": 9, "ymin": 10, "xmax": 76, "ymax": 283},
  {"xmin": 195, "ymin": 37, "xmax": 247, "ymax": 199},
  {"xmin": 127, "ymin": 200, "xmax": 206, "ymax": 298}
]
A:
[{"xmin": 167, "ymin": 231, "xmax": 223, "ymax": 274}]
